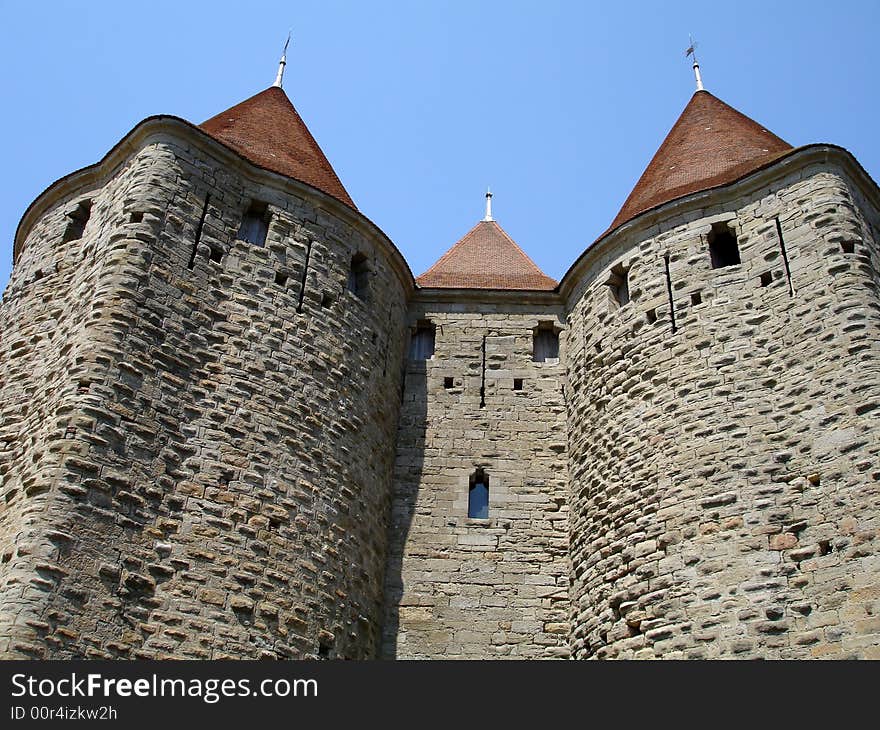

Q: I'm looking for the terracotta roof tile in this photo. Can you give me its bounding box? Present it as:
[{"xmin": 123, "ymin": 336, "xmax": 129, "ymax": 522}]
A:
[
  {"xmin": 610, "ymin": 90, "xmax": 792, "ymax": 230},
  {"xmin": 417, "ymin": 220, "xmax": 557, "ymax": 291},
  {"xmin": 200, "ymin": 86, "xmax": 355, "ymax": 209}
]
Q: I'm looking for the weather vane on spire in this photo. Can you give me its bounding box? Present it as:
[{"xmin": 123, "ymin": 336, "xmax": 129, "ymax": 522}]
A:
[
  {"xmin": 483, "ymin": 188, "xmax": 494, "ymax": 222},
  {"xmin": 273, "ymin": 31, "xmax": 292, "ymax": 89},
  {"xmin": 685, "ymin": 36, "xmax": 705, "ymax": 92}
]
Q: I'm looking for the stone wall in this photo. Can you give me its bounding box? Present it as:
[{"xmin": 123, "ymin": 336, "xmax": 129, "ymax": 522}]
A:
[
  {"xmin": 0, "ymin": 129, "xmax": 410, "ymax": 659},
  {"xmin": 564, "ymin": 161, "xmax": 880, "ymax": 658},
  {"xmin": 0, "ymin": 174, "xmax": 112, "ymax": 658},
  {"xmin": 383, "ymin": 296, "xmax": 570, "ymax": 658},
  {"xmin": 3, "ymin": 124, "xmax": 879, "ymax": 663}
]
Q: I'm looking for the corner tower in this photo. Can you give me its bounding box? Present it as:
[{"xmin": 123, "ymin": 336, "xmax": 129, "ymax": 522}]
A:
[
  {"xmin": 562, "ymin": 79, "xmax": 880, "ymax": 659},
  {"xmin": 0, "ymin": 63, "xmax": 412, "ymax": 658}
]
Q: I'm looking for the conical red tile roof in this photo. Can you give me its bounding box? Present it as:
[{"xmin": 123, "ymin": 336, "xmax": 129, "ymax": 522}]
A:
[
  {"xmin": 610, "ymin": 90, "xmax": 792, "ymax": 229},
  {"xmin": 417, "ymin": 220, "xmax": 557, "ymax": 290},
  {"xmin": 200, "ymin": 86, "xmax": 355, "ymax": 209}
]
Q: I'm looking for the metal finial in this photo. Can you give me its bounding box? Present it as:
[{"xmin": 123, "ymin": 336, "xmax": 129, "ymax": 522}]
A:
[
  {"xmin": 273, "ymin": 32, "xmax": 292, "ymax": 88},
  {"xmin": 685, "ymin": 36, "xmax": 704, "ymax": 92},
  {"xmin": 483, "ymin": 188, "xmax": 494, "ymax": 222}
]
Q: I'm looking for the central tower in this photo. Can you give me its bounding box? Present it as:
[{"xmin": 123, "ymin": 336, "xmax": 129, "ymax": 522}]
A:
[{"xmin": 383, "ymin": 194, "xmax": 571, "ymax": 658}]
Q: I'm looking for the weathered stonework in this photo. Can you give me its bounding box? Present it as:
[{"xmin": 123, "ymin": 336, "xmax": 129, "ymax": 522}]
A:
[
  {"xmin": 563, "ymin": 157, "xmax": 880, "ymax": 659},
  {"xmin": 383, "ymin": 294, "xmax": 570, "ymax": 658},
  {"xmin": 1, "ymin": 85, "xmax": 879, "ymax": 661},
  {"xmin": 0, "ymin": 124, "xmax": 411, "ymax": 659}
]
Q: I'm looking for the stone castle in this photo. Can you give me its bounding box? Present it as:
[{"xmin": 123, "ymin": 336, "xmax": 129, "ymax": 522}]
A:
[{"xmin": 1, "ymin": 52, "xmax": 879, "ymax": 660}]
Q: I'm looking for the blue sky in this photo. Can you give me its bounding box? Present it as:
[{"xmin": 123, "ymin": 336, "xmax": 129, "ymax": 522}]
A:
[{"xmin": 1, "ymin": 0, "xmax": 878, "ymax": 291}]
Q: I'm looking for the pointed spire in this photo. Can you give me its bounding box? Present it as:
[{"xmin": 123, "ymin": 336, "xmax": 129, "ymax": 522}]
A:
[
  {"xmin": 273, "ymin": 32, "xmax": 291, "ymax": 89},
  {"xmin": 608, "ymin": 91, "xmax": 792, "ymax": 231},
  {"xmin": 483, "ymin": 188, "xmax": 494, "ymax": 222},
  {"xmin": 685, "ymin": 36, "xmax": 705, "ymax": 92},
  {"xmin": 417, "ymin": 200, "xmax": 556, "ymax": 290},
  {"xmin": 200, "ymin": 82, "xmax": 356, "ymax": 209}
]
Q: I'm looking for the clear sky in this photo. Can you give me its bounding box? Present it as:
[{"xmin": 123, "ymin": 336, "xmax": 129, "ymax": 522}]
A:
[{"xmin": 1, "ymin": 0, "xmax": 878, "ymax": 292}]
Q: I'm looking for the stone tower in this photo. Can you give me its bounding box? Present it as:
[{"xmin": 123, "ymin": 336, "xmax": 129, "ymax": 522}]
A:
[
  {"xmin": 383, "ymin": 202, "xmax": 570, "ymax": 658},
  {"xmin": 561, "ymin": 89, "xmax": 880, "ymax": 659},
  {"xmin": 0, "ymin": 80, "xmax": 412, "ymax": 659},
  {"xmin": 1, "ymin": 65, "xmax": 879, "ymax": 659}
]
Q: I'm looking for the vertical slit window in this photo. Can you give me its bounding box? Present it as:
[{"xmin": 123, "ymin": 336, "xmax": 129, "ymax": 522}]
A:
[
  {"xmin": 237, "ymin": 201, "xmax": 270, "ymax": 246},
  {"xmin": 188, "ymin": 194, "xmax": 211, "ymax": 269},
  {"xmin": 774, "ymin": 218, "xmax": 795, "ymax": 297},
  {"xmin": 664, "ymin": 253, "xmax": 677, "ymax": 333},
  {"xmin": 468, "ymin": 468, "xmax": 489, "ymax": 519}
]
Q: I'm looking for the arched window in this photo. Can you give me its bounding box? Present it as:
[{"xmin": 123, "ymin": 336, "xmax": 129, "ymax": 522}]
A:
[{"xmin": 468, "ymin": 468, "xmax": 489, "ymax": 519}]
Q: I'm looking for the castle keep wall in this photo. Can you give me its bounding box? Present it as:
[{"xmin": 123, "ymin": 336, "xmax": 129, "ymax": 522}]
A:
[
  {"xmin": 0, "ymin": 131, "xmax": 410, "ymax": 658},
  {"xmin": 383, "ymin": 297, "xmax": 571, "ymax": 658},
  {"xmin": 564, "ymin": 162, "xmax": 880, "ymax": 658}
]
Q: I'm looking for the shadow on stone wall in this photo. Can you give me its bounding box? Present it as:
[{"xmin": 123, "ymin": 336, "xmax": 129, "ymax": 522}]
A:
[{"xmin": 380, "ymin": 360, "xmax": 427, "ymax": 659}]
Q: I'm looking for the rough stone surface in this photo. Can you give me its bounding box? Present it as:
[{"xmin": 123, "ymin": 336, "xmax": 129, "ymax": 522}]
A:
[
  {"xmin": 565, "ymin": 164, "xmax": 880, "ymax": 659},
  {"xmin": 1, "ymin": 119, "xmax": 879, "ymax": 662},
  {"xmin": 382, "ymin": 300, "xmax": 570, "ymax": 658},
  {"xmin": 0, "ymin": 138, "xmax": 409, "ymax": 659}
]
